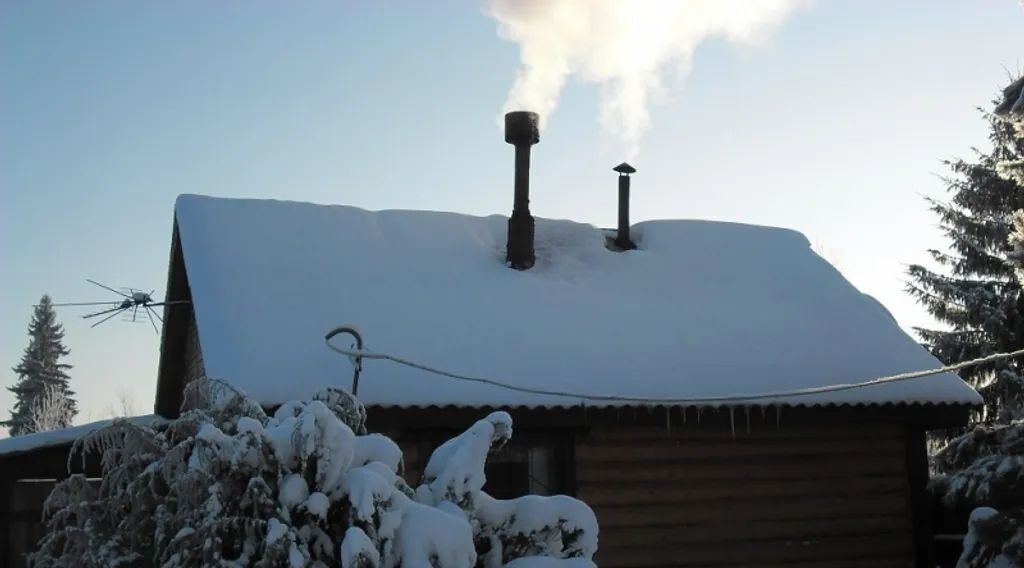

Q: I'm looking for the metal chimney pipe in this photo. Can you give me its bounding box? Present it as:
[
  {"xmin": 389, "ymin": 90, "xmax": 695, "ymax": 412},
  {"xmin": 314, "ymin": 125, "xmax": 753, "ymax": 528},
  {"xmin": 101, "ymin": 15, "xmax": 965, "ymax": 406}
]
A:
[
  {"xmin": 613, "ymin": 162, "xmax": 637, "ymax": 250},
  {"xmin": 505, "ymin": 111, "xmax": 540, "ymax": 269}
]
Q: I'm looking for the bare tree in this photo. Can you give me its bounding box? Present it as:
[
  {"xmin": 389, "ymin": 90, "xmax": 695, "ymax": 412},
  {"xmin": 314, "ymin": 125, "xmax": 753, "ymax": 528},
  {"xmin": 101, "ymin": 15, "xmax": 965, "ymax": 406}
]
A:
[
  {"xmin": 102, "ymin": 390, "xmax": 139, "ymax": 419},
  {"xmin": 25, "ymin": 383, "xmax": 76, "ymax": 435}
]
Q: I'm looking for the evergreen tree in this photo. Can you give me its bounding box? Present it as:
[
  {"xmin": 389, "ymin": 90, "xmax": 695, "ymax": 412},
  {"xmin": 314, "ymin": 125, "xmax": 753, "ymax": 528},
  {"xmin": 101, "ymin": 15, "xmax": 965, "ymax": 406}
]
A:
[
  {"xmin": 907, "ymin": 82, "xmax": 1024, "ymax": 427},
  {"xmin": 997, "ymin": 76, "xmax": 1024, "ymax": 282},
  {"xmin": 994, "ymin": 75, "xmax": 1024, "ymax": 188},
  {"xmin": 1011, "ymin": 211, "xmax": 1024, "ymax": 283},
  {"xmin": 4, "ymin": 295, "xmax": 77, "ymax": 436},
  {"xmin": 911, "ymin": 77, "xmax": 1024, "ymax": 567}
]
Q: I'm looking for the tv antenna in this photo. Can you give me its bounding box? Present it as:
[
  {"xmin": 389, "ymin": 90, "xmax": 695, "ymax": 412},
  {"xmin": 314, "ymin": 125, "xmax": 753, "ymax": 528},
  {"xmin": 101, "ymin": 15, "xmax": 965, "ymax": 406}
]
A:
[{"xmin": 50, "ymin": 279, "xmax": 190, "ymax": 334}]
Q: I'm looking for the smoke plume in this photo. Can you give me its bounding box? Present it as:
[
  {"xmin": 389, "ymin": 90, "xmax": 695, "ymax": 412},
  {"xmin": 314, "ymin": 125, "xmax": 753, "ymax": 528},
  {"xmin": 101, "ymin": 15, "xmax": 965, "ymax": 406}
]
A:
[{"xmin": 487, "ymin": 0, "xmax": 805, "ymax": 155}]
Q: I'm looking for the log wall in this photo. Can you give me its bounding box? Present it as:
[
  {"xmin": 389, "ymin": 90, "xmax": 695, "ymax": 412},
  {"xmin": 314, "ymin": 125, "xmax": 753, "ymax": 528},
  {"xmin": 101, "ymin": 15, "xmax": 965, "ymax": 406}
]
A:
[
  {"xmin": 183, "ymin": 312, "xmax": 205, "ymax": 386},
  {"xmin": 4, "ymin": 480, "xmax": 56, "ymax": 568},
  {"xmin": 576, "ymin": 422, "xmax": 915, "ymax": 567}
]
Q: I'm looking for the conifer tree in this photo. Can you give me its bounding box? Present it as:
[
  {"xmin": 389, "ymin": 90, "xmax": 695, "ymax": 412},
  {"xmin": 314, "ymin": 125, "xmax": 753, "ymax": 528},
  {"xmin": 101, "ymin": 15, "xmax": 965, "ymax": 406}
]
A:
[
  {"xmin": 912, "ymin": 76, "xmax": 1024, "ymax": 567},
  {"xmin": 1010, "ymin": 211, "xmax": 1024, "ymax": 283},
  {"xmin": 4, "ymin": 295, "xmax": 77, "ymax": 436},
  {"xmin": 995, "ymin": 75, "xmax": 1024, "ymax": 187},
  {"xmin": 997, "ymin": 75, "xmax": 1024, "ymax": 281},
  {"xmin": 907, "ymin": 81, "xmax": 1024, "ymax": 427}
]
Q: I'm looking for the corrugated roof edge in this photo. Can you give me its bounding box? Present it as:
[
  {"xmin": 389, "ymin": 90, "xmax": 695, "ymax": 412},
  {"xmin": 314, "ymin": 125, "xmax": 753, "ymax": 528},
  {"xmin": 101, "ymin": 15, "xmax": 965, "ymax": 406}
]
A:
[
  {"xmin": 0, "ymin": 401, "xmax": 976, "ymax": 461},
  {"xmin": 363, "ymin": 400, "xmax": 975, "ymax": 430},
  {"xmin": 364, "ymin": 400, "xmax": 979, "ymax": 410}
]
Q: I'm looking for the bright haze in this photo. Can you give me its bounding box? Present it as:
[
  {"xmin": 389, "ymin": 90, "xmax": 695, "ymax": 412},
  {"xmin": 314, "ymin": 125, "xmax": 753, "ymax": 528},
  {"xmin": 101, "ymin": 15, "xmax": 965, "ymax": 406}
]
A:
[{"xmin": 0, "ymin": 1, "xmax": 1021, "ymax": 434}]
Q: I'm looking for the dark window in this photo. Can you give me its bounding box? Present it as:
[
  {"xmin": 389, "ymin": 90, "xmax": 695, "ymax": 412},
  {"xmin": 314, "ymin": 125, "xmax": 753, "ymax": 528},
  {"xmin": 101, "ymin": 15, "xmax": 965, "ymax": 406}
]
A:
[
  {"xmin": 414, "ymin": 430, "xmax": 568, "ymax": 498},
  {"xmin": 485, "ymin": 440, "xmax": 561, "ymax": 497}
]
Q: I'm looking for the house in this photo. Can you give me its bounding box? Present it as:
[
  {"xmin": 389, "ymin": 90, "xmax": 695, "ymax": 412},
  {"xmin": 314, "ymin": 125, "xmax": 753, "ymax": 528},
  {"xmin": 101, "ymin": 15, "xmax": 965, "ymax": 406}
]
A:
[
  {"xmin": 149, "ymin": 190, "xmax": 981, "ymax": 568},
  {"xmin": 0, "ymin": 114, "xmax": 982, "ymax": 566}
]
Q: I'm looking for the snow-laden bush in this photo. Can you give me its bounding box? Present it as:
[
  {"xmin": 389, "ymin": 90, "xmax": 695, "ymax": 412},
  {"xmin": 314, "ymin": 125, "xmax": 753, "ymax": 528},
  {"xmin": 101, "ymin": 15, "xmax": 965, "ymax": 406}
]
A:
[
  {"xmin": 958, "ymin": 507, "xmax": 1024, "ymax": 568},
  {"xmin": 28, "ymin": 379, "xmax": 597, "ymax": 568},
  {"xmin": 933, "ymin": 419, "xmax": 1024, "ymax": 567}
]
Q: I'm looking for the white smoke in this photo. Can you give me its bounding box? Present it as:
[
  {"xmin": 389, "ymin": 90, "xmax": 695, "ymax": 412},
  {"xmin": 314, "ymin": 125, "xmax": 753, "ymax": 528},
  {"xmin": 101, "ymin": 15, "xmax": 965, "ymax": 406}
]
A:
[{"xmin": 487, "ymin": 0, "xmax": 806, "ymax": 156}]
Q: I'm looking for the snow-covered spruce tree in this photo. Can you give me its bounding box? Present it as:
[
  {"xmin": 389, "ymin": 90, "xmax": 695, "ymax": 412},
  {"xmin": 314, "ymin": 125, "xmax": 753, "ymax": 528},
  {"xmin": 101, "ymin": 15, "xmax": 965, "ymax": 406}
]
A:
[
  {"xmin": 28, "ymin": 379, "xmax": 597, "ymax": 568},
  {"xmin": 997, "ymin": 76, "xmax": 1024, "ymax": 283},
  {"xmin": 907, "ymin": 83, "xmax": 1024, "ymax": 427},
  {"xmin": 4, "ymin": 295, "xmax": 77, "ymax": 436},
  {"xmin": 917, "ymin": 77, "xmax": 1024, "ymax": 568},
  {"xmin": 1010, "ymin": 211, "xmax": 1024, "ymax": 284},
  {"xmin": 994, "ymin": 75, "xmax": 1024, "ymax": 187}
]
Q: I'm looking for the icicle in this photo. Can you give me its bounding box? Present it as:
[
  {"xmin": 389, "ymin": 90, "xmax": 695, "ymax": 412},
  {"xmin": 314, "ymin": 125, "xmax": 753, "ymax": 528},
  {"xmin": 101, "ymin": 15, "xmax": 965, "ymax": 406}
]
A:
[
  {"xmin": 665, "ymin": 407, "xmax": 671, "ymax": 436},
  {"xmin": 696, "ymin": 407, "xmax": 703, "ymax": 424},
  {"xmin": 681, "ymin": 407, "xmax": 687, "ymax": 425},
  {"xmin": 745, "ymin": 405, "xmax": 751, "ymax": 435},
  {"xmin": 728, "ymin": 407, "xmax": 736, "ymax": 439},
  {"xmin": 760, "ymin": 405, "xmax": 767, "ymax": 421}
]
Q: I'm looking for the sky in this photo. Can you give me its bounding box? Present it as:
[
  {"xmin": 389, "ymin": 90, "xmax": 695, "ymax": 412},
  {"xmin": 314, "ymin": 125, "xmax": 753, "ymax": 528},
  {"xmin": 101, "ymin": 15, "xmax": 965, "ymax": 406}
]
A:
[{"xmin": 1, "ymin": 1, "xmax": 1022, "ymax": 435}]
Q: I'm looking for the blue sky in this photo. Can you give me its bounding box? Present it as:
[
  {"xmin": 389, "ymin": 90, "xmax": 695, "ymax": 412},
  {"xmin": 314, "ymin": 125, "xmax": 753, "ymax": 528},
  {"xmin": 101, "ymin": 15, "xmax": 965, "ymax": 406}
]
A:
[{"xmin": 1, "ymin": 1, "xmax": 1022, "ymax": 432}]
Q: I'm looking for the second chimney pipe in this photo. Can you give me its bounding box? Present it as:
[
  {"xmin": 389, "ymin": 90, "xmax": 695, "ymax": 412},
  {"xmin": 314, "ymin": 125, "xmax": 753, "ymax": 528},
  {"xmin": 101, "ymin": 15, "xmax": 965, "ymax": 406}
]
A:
[
  {"xmin": 613, "ymin": 162, "xmax": 637, "ymax": 250},
  {"xmin": 505, "ymin": 111, "xmax": 540, "ymax": 270}
]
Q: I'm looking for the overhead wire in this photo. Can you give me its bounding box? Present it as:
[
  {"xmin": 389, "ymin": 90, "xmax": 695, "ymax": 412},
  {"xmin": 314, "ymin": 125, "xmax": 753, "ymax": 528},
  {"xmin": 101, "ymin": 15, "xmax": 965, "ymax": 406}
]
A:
[{"xmin": 325, "ymin": 329, "xmax": 1024, "ymax": 405}]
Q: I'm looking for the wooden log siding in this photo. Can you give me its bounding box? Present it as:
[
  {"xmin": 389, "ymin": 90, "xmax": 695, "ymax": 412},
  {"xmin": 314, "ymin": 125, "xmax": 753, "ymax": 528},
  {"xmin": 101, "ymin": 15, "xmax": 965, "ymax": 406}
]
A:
[
  {"xmin": 0, "ymin": 442, "xmax": 110, "ymax": 567},
  {"xmin": 183, "ymin": 312, "xmax": 205, "ymax": 385},
  {"xmin": 6, "ymin": 480, "xmax": 58, "ymax": 568},
  {"xmin": 577, "ymin": 423, "xmax": 915, "ymax": 567}
]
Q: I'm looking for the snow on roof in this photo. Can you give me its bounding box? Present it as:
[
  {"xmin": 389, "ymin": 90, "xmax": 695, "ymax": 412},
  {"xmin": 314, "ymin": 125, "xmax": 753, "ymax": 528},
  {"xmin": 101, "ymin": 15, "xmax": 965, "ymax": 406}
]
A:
[
  {"xmin": 174, "ymin": 194, "xmax": 980, "ymax": 410},
  {"xmin": 0, "ymin": 415, "xmax": 166, "ymax": 458}
]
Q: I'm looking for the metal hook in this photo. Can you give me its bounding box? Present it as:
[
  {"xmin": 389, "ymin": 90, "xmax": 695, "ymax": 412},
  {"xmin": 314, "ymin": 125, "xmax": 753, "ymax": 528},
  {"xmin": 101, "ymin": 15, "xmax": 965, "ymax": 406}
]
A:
[{"xmin": 325, "ymin": 326, "xmax": 364, "ymax": 395}]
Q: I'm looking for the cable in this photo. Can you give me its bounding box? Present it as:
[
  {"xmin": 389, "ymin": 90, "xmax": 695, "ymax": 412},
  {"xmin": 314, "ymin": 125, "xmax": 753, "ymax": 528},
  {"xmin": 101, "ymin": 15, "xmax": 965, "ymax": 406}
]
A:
[{"xmin": 325, "ymin": 330, "xmax": 1024, "ymax": 405}]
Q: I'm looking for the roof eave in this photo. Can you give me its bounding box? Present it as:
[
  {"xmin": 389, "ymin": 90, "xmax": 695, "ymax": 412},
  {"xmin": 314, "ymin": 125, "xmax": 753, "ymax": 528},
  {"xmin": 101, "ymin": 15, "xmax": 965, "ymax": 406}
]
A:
[{"xmin": 362, "ymin": 401, "xmax": 976, "ymax": 430}]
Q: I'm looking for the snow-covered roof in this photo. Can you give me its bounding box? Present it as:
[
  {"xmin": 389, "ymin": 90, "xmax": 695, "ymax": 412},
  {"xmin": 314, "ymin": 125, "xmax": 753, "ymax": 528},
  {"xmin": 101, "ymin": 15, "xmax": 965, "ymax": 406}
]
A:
[
  {"xmin": 173, "ymin": 194, "xmax": 980, "ymax": 410},
  {"xmin": 0, "ymin": 415, "xmax": 166, "ymax": 458}
]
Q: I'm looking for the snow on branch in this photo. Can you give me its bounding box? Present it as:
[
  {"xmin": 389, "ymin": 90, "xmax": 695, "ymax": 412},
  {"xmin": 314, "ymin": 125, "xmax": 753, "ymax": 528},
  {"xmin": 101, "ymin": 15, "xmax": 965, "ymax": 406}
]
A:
[
  {"xmin": 24, "ymin": 383, "xmax": 76, "ymax": 435},
  {"xmin": 28, "ymin": 379, "xmax": 598, "ymax": 568}
]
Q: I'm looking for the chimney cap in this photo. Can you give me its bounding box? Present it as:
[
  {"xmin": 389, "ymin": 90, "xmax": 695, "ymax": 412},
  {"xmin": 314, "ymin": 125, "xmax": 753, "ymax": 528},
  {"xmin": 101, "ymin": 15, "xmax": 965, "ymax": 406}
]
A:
[
  {"xmin": 505, "ymin": 111, "xmax": 540, "ymax": 145},
  {"xmin": 613, "ymin": 162, "xmax": 636, "ymax": 175}
]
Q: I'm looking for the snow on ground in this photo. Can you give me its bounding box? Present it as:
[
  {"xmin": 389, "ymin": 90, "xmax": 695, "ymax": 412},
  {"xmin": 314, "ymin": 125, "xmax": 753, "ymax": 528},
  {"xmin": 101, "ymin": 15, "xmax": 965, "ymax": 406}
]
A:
[{"xmin": 175, "ymin": 194, "xmax": 980, "ymax": 409}]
